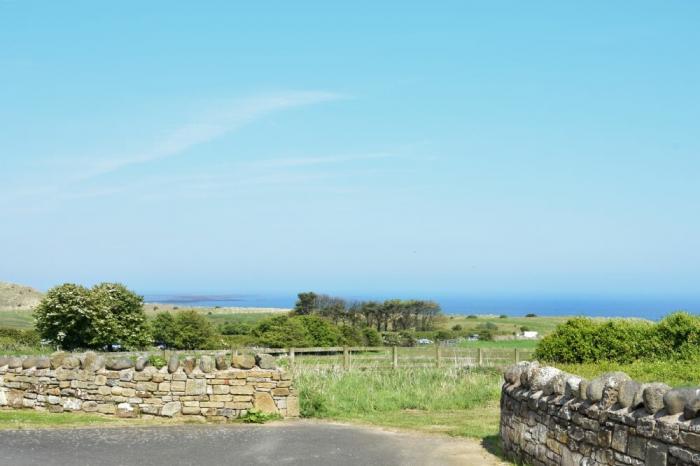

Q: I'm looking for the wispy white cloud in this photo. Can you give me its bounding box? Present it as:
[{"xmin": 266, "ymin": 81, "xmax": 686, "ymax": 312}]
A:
[
  {"xmin": 0, "ymin": 90, "xmax": 344, "ymax": 207},
  {"xmin": 248, "ymin": 152, "xmax": 397, "ymax": 169},
  {"xmin": 78, "ymin": 90, "xmax": 344, "ymax": 180}
]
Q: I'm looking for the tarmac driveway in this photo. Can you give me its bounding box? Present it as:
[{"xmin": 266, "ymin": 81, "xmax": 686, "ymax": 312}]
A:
[{"xmin": 0, "ymin": 420, "xmax": 505, "ymax": 465}]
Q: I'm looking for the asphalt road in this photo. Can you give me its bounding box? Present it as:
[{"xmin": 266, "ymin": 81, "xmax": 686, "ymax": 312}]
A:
[{"xmin": 0, "ymin": 421, "xmax": 503, "ymax": 466}]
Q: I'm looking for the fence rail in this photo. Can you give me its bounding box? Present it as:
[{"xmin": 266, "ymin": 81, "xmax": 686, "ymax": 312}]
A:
[{"xmin": 92, "ymin": 345, "xmax": 535, "ymax": 371}]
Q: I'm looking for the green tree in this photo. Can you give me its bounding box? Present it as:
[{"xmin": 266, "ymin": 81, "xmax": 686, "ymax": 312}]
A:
[
  {"xmin": 253, "ymin": 315, "xmax": 312, "ymax": 348},
  {"xmin": 34, "ymin": 283, "xmax": 150, "ymax": 350},
  {"xmin": 172, "ymin": 310, "xmax": 216, "ymax": 350},
  {"xmin": 91, "ymin": 283, "xmax": 151, "ymax": 349},
  {"xmin": 150, "ymin": 312, "xmax": 179, "ymax": 347},
  {"xmin": 293, "ymin": 292, "xmax": 317, "ymax": 315}
]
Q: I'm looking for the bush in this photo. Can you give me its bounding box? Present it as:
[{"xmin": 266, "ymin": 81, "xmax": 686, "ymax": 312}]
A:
[
  {"xmin": 534, "ymin": 315, "xmax": 684, "ymax": 364},
  {"xmin": 219, "ymin": 321, "xmax": 252, "ymax": 335},
  {"xmin": 362, "ymin": 327, "xmax": 382, "ymax": 346},
  {"xmin": 148, "ymin": 354, "xmax": 167, "ymax": 369},
  {"xmin": 525, "ymin": 313, "xmax": 537, "ymax": 318},
  {"xmin": 0, "ymin": 328, "xmax": 40, "ymax": 347},
  {"xmin": 451, "ymin": 324, "xmax": 463, "ymax": 331},
  {"xmin": 150, "ymin": 310, "xmax": 216, "ymax": 350},
  {"xmin": 34, "ymin": 283, "xmax": 151, "ymax": 350},
  {"xmin": 499, "ymin": 314, "xmax": 508, "ymax": 319}
]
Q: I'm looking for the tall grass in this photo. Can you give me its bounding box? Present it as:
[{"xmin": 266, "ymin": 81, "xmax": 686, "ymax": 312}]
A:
[{"xmin": 295, "ymin": 366, "xmax": 503, "ymax": 438}]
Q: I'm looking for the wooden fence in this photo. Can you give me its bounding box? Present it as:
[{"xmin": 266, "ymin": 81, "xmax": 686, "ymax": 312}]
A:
[
  {"xmin": 109, "ymin": 345, "xmax": 534, "ymax": 371},
  {"xmin": 248, "ymin": 345, "xmax": 534, "ymax": 370}
]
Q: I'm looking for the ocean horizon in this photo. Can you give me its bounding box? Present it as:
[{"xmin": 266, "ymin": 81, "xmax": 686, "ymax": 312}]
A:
[{"xmin": 141, "ymin": 293, "xmax": 700, "ymax": 321}]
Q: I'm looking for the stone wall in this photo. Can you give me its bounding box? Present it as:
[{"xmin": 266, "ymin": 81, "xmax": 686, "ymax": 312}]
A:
[
  {"xmin": 0, "ymin": 352, "xmax": 298, "ymax": 420},
  {"xmin": 500, "ymin": 361, "xmax": 700, "ymax": 466}
]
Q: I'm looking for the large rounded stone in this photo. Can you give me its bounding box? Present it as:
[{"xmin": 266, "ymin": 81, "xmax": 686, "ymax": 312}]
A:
[
  {"xmin": 49, "ymin": 352, "xmax": 68, "ymax": 369},
  {"xmin": 254, "ymin": 392, "xmax": 278, "ymax": 414},
  {"xmin": 8, "ymin": 357, "xmax": 22, "ymax": 369},
  {"xmin": 586, "ymin": 372, "xmax": 630, "ymax": 404},
  {"xmin": 255, "ymin": 353, "xmax": 277, "ymax": 370},
  {"xmin": 0, "ymin": 356, "xmax": 9, "ymax": 367},
  {"xmin": 105, "ymin": 358, "xmax": 134, "ymax": 371},
  {"xmin": 504, "ymin": 362, "xmax": 530, "ymax": 385},
  {"xmin": 618, "ymin": 380, "xmax": 644, "ymax": 408},
  {"xmin": 684, "ymin": 395, "xmax": 700, "ymax": 419},
  {"xmin": 135, "ymin": 356, "xmax": 149, "ymax": 371},
  {"xmin": 643, "ymin": 383, "xmax": 671, "ymax": 414},
  {"xmin": 520, "ymin": 361, "xmax": 540, "ymax": 388},
  {"xmin": 544, "ymin": 371, "xmax": 569, "ymax": 396},
  {"xmin": 215, "ymin": 353, "xmax": 228, "ymax": 371},
  {"xmin": 62, "ymin": 356, "xmax": 81, "ymax": 369},
  {"xmin": 182, "ymin": 357, "xmax": 196, "ymax": 375},
  {"xmin": 82, "ymin": 352, "xmax": 105, "ymax": 372},
  {"xmin": 21, "ymin": 358, "xmax": 37, "ymax": 369},
  {"xmin": 35, "ymin": 357, "xmax": 50, "ymax": 369},
  {"xmin": 167, "ymin": 354, "xmax": 180, "ymax": 374},
  {"xmin": 199, "ymin": 355, "xmax": 215, "ymax": 373},
  {"xmin": 232, "ymin": 354, "xmax": 256, "ymax": 370},
  {"xmin": 530, "ymin": 366, "xmax": 562, "ymax": 392},
  {"xmin": 664, "ymin": 388, "xmax": 700, "ymax": 415},
  {"xmin": 564, "ymin": 376, "xmax": 583, "ymax": 398}
]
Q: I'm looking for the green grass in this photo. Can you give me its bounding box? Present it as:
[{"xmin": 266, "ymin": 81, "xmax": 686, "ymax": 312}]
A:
[
  {"xmin": 456, "ymin": 339, "xmax": 538, "ymax": 349},
  {"xmin": 0, "ymin": 310, "xmax": 34, "ymax": 329},
  {"xmin": 0, "ymin": 409, "xmax": 122, "ymax": 429},
  {"xmin": 295, "ymin": 367, "xmax": 503, "ymax": 439}
]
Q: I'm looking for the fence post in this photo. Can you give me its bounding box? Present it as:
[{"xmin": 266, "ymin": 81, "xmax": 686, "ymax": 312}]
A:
[
  {"xmin": 514, "ymin": 348, "xmax": 519, "ymax": 363},
  {"xmin": 392, "ymin": 346, "xmax": 398, "ymax": 369},
  {"xmin": 343, "ymin": 346, "xmax": 350, "ymax": 371},
  {"xmin": 478, "ymin": 348, "xmax": 484, "ymax": 367},
  {"xmin": 289, "ymin": 348, "xmax": 295, "ymax": 369},
  {"xmin": 435, "ymin": 344, "xmax": 442, "ymax": 368}
]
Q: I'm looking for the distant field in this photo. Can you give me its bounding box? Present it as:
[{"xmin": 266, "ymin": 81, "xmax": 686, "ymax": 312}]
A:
[
  {"xmin": 0, "ymin": 306, "xmax": 285, "ymax": 331},
  {"xmin": 0, "ymin": 310, "xmax": 34, "ymax": 329}
]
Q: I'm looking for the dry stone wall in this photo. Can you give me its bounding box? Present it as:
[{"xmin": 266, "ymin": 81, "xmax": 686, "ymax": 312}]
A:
[
  {"xmin": 500, "ymin": 361, "xmax": 700, "ymax": 466},
  {"xmin": 0, "ymin": 352, "xmax": 298, "ymax": 420}
]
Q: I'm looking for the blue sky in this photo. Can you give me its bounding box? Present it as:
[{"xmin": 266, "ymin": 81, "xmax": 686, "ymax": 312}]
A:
[{"xmin": 1, "ymin": 1, "xmax": 699, "ymax": 298}]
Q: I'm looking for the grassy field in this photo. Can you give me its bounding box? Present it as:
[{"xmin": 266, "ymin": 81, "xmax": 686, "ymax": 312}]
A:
[
  {"xmin": 0, "ymin": 307, "xmax": 282, "ymax": 331},
  {"xmin": 295, "ymin": 367, "xmax": 503, "ymax": 439},
  {"xmin": 0, "ymin": 310, "xmax": 34, "ymax": 329}
]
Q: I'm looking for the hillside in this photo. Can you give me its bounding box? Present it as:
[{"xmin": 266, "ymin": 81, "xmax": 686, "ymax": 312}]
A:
[{"xmin": 0, "ymin": 282, "xmax": 43, "ymax": 311}]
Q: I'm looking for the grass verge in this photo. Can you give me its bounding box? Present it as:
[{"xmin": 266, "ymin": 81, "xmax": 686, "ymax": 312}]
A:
[{"xmin": 295, "ymin": 367, "xmax": 503, "ymax": 439}]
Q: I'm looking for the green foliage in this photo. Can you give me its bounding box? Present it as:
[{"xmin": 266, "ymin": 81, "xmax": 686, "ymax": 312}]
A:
[
  {"xmin": 525, "ymin": 313, "xmax": 537, "ymax": 318},
  {"xmin": 292, "ymin": 292, "xmax": 317, "ymax": 316},
  {"xmin": 253, "ymin": 315, "xmax": 313, "ymax": 348},
  {"xmin": 451, "ymin": 324, "xmax": 463, "ymax": 331},
  {"xmin": 240, "ymin": 408, "xmax": 281, "ymax": 424},
  {"xmin": 499, "ymin": 314, "xmax": 508, "ymax": 319},
  {"xmin": 147, "ymin": 354, "xmax": 167, "ymax": 369},
  {"xmin": 34, "ymin": 283, "xmax": 150, "ymax": 350},
  {"xmin": 150, "ymin": 311, "xmax": 216, "ymax": 350},
  {"xmin": 362, "ymin": 327, "xmax": 382, "ymax": 346},
  {"xmin": 219, "ymin": 321, "xmax": 252, "ymax": 335},
  {"xmin": 0, "ymin": 328, "xmax": 40, "ymax": 346},
  {"xmin": 534, "ymin": 313, "xmax": 700, "ymax": 363},
  {"xmin": 296, "ymin": 315, "xmax": 343, "ymax": 346}
]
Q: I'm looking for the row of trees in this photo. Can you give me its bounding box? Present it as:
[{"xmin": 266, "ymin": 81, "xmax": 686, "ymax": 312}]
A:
[
  {"xmin": 32, "ymin": 285, "xmax": 445, "ymax": 351},
  {"xmin": 293, "ymin": 292, "xmax": 442, "ymax": 331}
]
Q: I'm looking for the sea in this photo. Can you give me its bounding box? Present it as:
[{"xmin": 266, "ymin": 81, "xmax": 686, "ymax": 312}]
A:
[{"xmin": 141, "ymin": 293, "xmax": 700, "ymax": 321}]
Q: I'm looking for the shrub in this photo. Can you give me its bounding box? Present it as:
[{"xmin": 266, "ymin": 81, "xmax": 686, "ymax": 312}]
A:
[
  {"xmin": 34, "ymin": 283, "xmax": 150, "ymax": 350},
  {"xmin": 150, "ymin": 310, "xmax": 216, "ymax": 350},
  {"xmin": 535, "ymin": 314, "xmax": 684, "ymax": 364},
  {"xmin": 451, "ymin": 324, "xmax": 463, "ymax": 331},
  {"xmin": 253, "ymin": 315, "xmax": 312, "ymax": 348},
  {"xmin": 362, "ymin": 327, "xmax": 382, "ymax": 346},
  {"xmin": 525, "ymin": 313, "xmax": 537, "ymax": 318},
  {"xmin": 499, "ymin": 314, "xmax": 508, "ymax": 319},
  {"xmin": 296, "ymin": 315, "xmax": 343, "ymax": 347},
  {"xmin": 147, "ymin": 354, "xmax": 167, "ymax": 369},
  {"xmin": 467, "ymin": 315, "xmax": 477, "ymax": 319}
]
